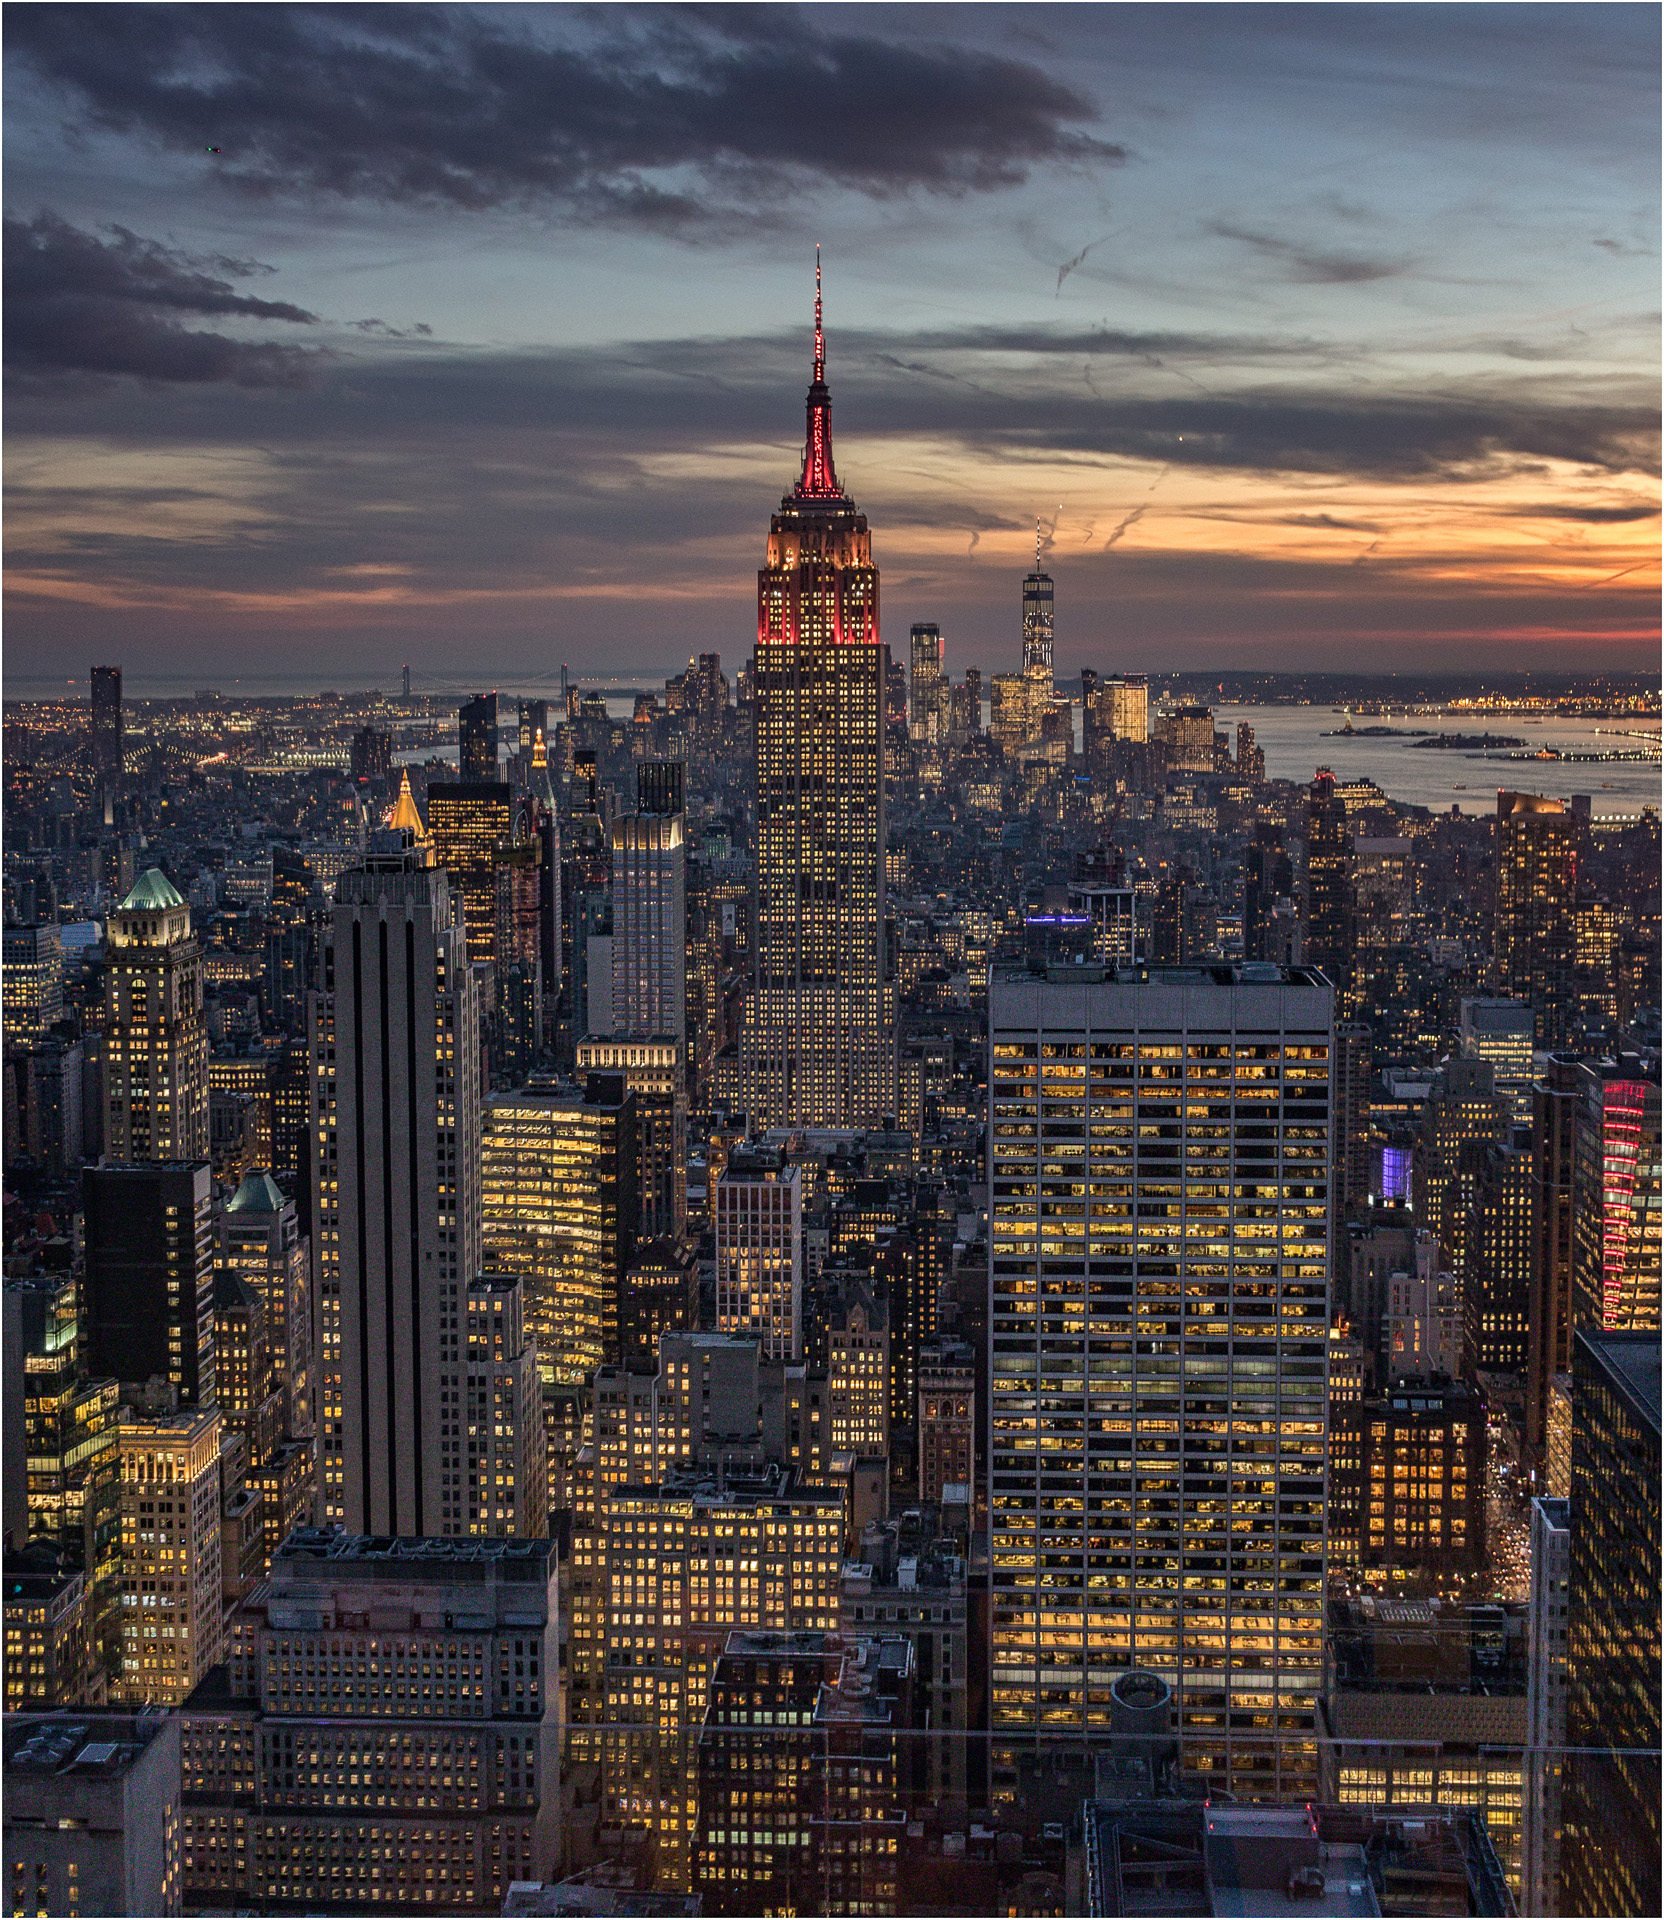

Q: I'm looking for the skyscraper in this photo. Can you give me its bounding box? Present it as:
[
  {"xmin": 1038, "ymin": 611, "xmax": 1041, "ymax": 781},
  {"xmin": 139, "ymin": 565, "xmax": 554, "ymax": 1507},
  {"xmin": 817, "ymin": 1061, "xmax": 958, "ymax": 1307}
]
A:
[
  {"xmin": 220, "ymin": 1168, "xmax": 313, "ymax": 1440},
  {"xmin": 1526, "ymin": 1054, "xmax": 1580, "ymax": 1468},
  {"xmin": 909, "ymin": 621, "xmax": 946, "ymax": 744},
  {"xmin": 90, "ymin": 664, "xmax": 123, "ymax": 810},
  {"xmin": 1561, "ymin": 1330, "xmax": 1660, "ymax": 1919},
  {"xmin": 103, "ymin": 870, "xmax": 209, "ymax": 1163},
  {"xmin": 609, "ymin": 811, "xmax": 685, "ymax": 1045},
  {"xmin": 1304, "ymin": 769, "xmax": 1353, "ymax": 1006},
  {"xmin": 715, "ymin": 1156, "xmax": 803, "ymax": 1362},
  {"xmin": 82, "ymin": 1161, "xmax": 216, "ymax": 1410},
  {"xmin": 426, "ymin": 780, "xmax": 514, "ymax": 968},
  {"xmin": 310, "ymin": 838, "xmax": 482, "ymax": 1535},
  {"xmin": 743, "ymin": 258, "xmax": 895, "ymax": 1130},
  {"xmin": 987, "ymin": 961, "xmax": 1333, "ymax": 1801},
  {"xmin": 114, "ymin": 1407, "xmax": 223, "ymax": 1704},
  {"xmin": 1021, "ymin": 542, "xmax": 1054, "ymax": 678},
  {"xmin": 1570, "ymin": 1054, "xmax": 1661, "ymax": 1335},
  {"xmin": 1495, "ymin": 790, "xmax": 1580, "ymax": 1045},
  {"xmin": 458, "ymin": 690, "xmax": 499, "ymax": 782}
]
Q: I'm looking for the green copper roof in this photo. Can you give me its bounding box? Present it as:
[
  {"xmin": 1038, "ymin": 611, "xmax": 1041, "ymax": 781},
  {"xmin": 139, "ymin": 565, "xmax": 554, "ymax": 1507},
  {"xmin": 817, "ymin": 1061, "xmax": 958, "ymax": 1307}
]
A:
[
  {"xmin": 226, "ymin": 1170, "xmax": 286, "ymax": 1214},
  {"xmin": 118, "ymin": 868, "xmax": 184, "ymax": 911}
]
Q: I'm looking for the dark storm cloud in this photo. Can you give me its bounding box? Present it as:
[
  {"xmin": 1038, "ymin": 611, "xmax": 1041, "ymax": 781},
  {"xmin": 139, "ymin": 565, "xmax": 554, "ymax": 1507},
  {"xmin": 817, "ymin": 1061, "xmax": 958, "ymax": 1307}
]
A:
[
  {"xmin": 9, "ymin": 3, "xmax": 1123, "ymax": 223},
  {"xmin": 5, "ymin": 210, "xmax": 323, "ymax": 385},
  {"xmin": 1501, "ymin": 501, "xmax": 1660, "ymax": 523}
]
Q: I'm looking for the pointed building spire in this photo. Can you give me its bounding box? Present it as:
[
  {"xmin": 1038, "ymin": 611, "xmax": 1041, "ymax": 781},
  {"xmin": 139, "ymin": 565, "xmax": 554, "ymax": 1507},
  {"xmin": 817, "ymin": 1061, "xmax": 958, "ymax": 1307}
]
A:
[
  {"xmin": 388, "ymin": 764, "xmax": 428, "ymax": 842},
  {"xmin": 797, "ymin": 247, "xmax": 842, "ymax": 500}
]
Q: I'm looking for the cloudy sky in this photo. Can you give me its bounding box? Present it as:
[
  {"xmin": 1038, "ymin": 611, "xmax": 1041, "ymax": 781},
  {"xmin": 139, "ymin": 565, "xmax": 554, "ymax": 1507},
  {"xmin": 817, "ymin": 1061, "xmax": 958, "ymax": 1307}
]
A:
[{"xmin": 5, "ymin": 2, "xmax": 1658, "ymax": 693}]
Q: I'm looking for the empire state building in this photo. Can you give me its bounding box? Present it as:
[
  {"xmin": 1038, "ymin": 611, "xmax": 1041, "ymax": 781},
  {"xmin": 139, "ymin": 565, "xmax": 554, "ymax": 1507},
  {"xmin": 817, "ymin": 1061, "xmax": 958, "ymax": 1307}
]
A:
[{"xmin": 743, "ymin": 261, "xmax": 896, "ymax": 1129}]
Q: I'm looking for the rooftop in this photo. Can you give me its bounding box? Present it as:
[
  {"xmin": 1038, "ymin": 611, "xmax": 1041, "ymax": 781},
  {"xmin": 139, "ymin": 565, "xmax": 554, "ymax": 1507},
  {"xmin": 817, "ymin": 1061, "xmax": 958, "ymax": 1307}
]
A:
[
  {"xmin": 5, "ymin": 1714, "xmax": 168, "ymax": 1780},
  {"xmin": 225, "ymin": 1169, "xmax": 286, "ymax": 1214},
  {"xmin": 1578, "ymin": 1329, "xmax": 1662, "ymax": 1437},
  {"xmin": 116, "ymin": 867, "xmax": 184, "ymax": 912}
]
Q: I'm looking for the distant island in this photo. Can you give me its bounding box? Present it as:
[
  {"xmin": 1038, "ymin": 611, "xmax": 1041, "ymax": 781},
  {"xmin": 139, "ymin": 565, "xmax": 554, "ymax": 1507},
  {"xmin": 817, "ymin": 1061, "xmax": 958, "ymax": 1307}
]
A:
[
  {"xmin": 1320, "ymin": 725, "xmax": 1428, "ymax": 738},
  {"xmin": 1409, "ymin": 732, "xmax": 1527, "ymax": 750}
]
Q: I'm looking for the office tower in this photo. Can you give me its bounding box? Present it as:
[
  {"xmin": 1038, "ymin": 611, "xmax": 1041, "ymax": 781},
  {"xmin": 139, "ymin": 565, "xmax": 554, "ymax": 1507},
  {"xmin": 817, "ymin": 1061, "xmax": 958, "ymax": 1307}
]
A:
[
  {"xmin": 909, "ymin": 621, "xmax": 946, "ymax": 744},
  {"xmin": 744, "ymin": 264, "xmax": 895, "ymax": 1131},
  {"xmin": 2, "ymin": 922, "xmax": 62, "ymax": 1047},
  {"xmin": 1463, "ymin": 1131, "xmax": 1533, "ymax": 1375},
  {"xmin": 592, "ymin": 1330, "xmax": 761, "ymax": 1495},
  {"xmin": 918, "ymin": 1339, "xmax": 975, "ymax": 1504},
  {"xmin": 716, "ymin": 1158, "xmax": 803, "ymax": 1361},
  {"xmin": 426, "ymin": 779, "xmax": 513, "ymax": 966},
  {"xmin": 636, "ymin": 757, "xmax": 685, "ymax": 818},
  {"xmin": 1069, "ymin": 875, "xmax": 1138, "ymax": 963},
  {"xmin": 1495, "ymin": 790, "xmax": 1580, "ymax": 1045},
  {"xmin": 1304, "ymin": 769, "xmax": 1353, "ymax": 1005},
  {"xmin": 6, "ymin": 1276, "xmax": 122, "ymax": 1684},
  {"xmin": 460, "ymin": 1274, "xmax": 548, "ymax": 1539},
  {"xmin": 987, "ymin": 962, "xmax": 1332, "ymax": 1801},
  {"xmin": 576, "ymin": 1036, "xmax": 686, "ymax": 1244},
  {"xmin": 1021, "ymin": 547, "xmax": 1054, "ymax": 678},
  {"xmin": 1526, "ymin": 1055, "xmax": 1580, "ymax": 1465},
  {"xmin": 617, "ymin": 1242, "xmax": 698, "ymax": 1373},
  {"xmin": 4, "ymin": 1550, "xmax": 100, "ymax": 1710},
  {"xmin": 595, "ymin": 1464, "xmax": 845, "ymax": 1891},
  {"xmin": 949, "ymin": 666, "xmax": 983, "ymax": 743},
  {"xmin": 212, "ymin": 1271, "xmax": 281, "ymax": 1472},
  {"xmin": 482, "ymin": 1078, "xmax": 637, "ymax": 1389},
  {"xmin": 1561, "ymin": 1330, "xmax": 1660, "ymax": 1919},
  {"xmin": 221, "ymin": 1169, "xmax": 313, "ymax": 1439},
  {"xmin": 1415, "ymin": 1054, "xmax": 1509, "ymax": 1286},
  {"xmin": 1523, "ymin": 1495, "xmax": 1570, "ymax": 1918},
  {"xmin": 1328, "ymin": 1379, "xmax": 1486, "ymax": 1589},
  {"xmin": 103, "ymin": 871, "xmax": 209, "ymax": 1162},
  {"xmin": 82, "ymin": 1162, "xmax": 215, "ymax": 1408},
  {"xmin": 90, "ymin": 663, "xmax": 124, "ymax": 808},
  {"xmin": 1236, "ymin": 720, "xmax": 1265, "ymax": 783},
  {"xmin": 1162, "ymin": 704, "xmax": 1215, "ymax": 773},
  {"xmin": 518, "ymin": 696, "xmax": 549, "ymax": 755},
  {"xmin": 115, "ymin": 1407, "xmax": 224, "ymax": 1704},
  {"xmin": 1242, "ymin": 823, "xmax": 1294, "ymax": 964},
  {"xmin": 1570, "ymin": 1054, "xmax": 1661, "ymax": 1335},
  {"xmin": 349, "ymin": 724, "xmax": 391, "ymax": 782},
  {"xmin": 311, "ymin": 840, "xmax": 482, "ymax": 1534},
  {"xmin": 1101, "ymin": 673, "xmax": 1148, "ymax": 744},
  {"xmin": 5, "ymin": 1714, "xmax": 182, "ymax": 1918},
  {"xmin": 458, "ymin": 690, "xmax": 499, "ymax": 781},
  {"xmin": 989, "ymin": 671, "xmax": 1031, "ymax": 754},
  {"xmin": 1383, "ymin": 1250, "xmax": 1462, "ymax": 1378},
  {"xmin": 1460, "ymin": 994, "xmax": 1535, "ymax": 1120},
  {"xmin": 827, "ymin": 1292, "xmax": 889, "ymax": 1454},
  {"xmin": 609, "ymin": 811, "xmax": 685, "ymax": 1044},
  {"xmin": 1331, "ymin": 1023, "xmax": 1371, "ymax": 1230},
  {"xmin": 180, "ymin": 1532, "xmax": 559, "ymax": 1912}
]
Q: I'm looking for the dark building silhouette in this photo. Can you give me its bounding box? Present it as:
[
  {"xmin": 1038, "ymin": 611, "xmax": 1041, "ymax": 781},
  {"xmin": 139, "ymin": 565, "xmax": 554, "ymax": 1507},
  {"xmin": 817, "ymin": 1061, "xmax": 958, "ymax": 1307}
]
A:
[{"xmin": 82, "ymin": 1161, "xmax": 216, "ymax": 1408}]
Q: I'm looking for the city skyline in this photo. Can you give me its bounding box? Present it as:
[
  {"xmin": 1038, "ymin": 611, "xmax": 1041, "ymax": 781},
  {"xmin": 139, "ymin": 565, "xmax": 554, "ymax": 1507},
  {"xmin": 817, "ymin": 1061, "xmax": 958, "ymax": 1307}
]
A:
[{"xmin": 5, "ymin": 3, "xmax": 1659, "ymax": 686}]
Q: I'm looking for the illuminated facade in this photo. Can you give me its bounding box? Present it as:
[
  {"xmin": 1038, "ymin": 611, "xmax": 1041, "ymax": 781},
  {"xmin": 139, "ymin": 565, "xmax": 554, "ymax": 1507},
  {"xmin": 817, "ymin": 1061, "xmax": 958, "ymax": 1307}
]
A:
[
  {"xmin": 311, "ymin": 842, "xmax": 482, "ymax": 1535},
  {"xmin": 460, "ymin": 1275, "xmax": 547, "ymax": 1540},
  {"xmin": 426, "ymin": 780, "xmax": 513, "ymax": 968},
  {"xmin": 1021, "ymin": 557, "xmax": 1054, "ymax": 678},
  {"xmin": 481, "ymin": 1079, "xmax": 637, "ymax": 1389},
  {"xmin": 575, "ymin": 1035, "xmax": 686, "ymax": 1247},
  {"xmin": 608, "ymin": 812, "xmax": 685, "ymax": 1045},
  {"xmin": 116, "ymin": 1408, "xmax": 224, "ymax": 1705},
  {"xmin": 908, "ymin": 621, "xmax": 947, "ymax": 744},
  {"xmin": 987, "ymin": 964, "xmax": 1332, "ymax": 1802},
  {"xmin": 743, "ymin": 260, "xmax": 895, "ymax": 1130},
  {"xmin": 2, "ymin": 922, "xmax": 62, "ymax": 1048},
  {"xmin": 715, "ymin": 1159, "xmax": 803, "ymax": 1362},
  {"xmin": 1494, "ymin": 790, "xmax": 1580, "ymax": 1045},
  {"xmin": 1570, "ymin": 1055, "xmax": 1660, "ymax": 1335},
  {"xmin": 220, "ymin": 1169, "xmax": 313, "ymax": 1441},
  {"xmin": 103, "ymin": 869, "xmax": 209, "ymax": 1162}
]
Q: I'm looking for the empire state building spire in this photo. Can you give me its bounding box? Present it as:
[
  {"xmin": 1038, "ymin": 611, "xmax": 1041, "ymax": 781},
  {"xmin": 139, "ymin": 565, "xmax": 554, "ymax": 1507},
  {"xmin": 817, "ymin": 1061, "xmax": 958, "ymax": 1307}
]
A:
[{"xmin": 797, "ymin": 246, "xmax": 842, "ymax": 500}]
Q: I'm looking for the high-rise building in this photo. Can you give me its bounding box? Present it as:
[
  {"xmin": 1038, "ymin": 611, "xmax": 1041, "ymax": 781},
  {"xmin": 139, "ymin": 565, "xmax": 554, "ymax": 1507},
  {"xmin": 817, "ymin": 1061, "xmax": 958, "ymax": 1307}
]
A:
[
  {"xmin": 1242, "ymin": 823, "xmax": 1294, "ymax": 964},
  {"xmin": 82, "ymin": 1162, "xmax": 215, "ymax": 1409},
  {"xmin": 1459, "ymin": 994, "xmax": 1536, "ymax": 1120},
  {"xmin": 987, "ymin": 962, "xmax": 1332, "ymax": 1801},
  {"xmin": 1415, "ymin": 1054, "xmax": 1509, "ymax": 1288},
  {"xmin": 219, "ymin": 1169, "xmax": 313, "ymax": 1440},
  {"xmin": 103, "ymin": 871, "xmax": 209, "ymax": 1163},
  {"xmin": 458, "ymin": 690, "xmax": 499, "ymax": 782},
  {"xmin": 2, "ymin": 923, "xmax": 63, "ymax": 1048},
  {"xmin": 826, "ymin": 1292, "xmax": 889, "ymax": 1455},
  {"xmin": 212, "ymin": 1270, "xmax": 282, "ymax": 1473},
  {"xmin": 179, "ymin": 1532, "xmax": 559, "ymax": 1912},
  {"xmin": 460, "ymin": 1274, "xmax": 548, "ymax": 1539},
  {"xmin": 90, "ymin": 663, "xmax": 124, "ymax": 809},
  {"xmin": 311, "ymin": 839, "xmax": 482, "ymax": 1535},
  {"xmin": 1329, "ymin": 1377, "xmax": 1487, "ymax": 1590},
  {"xmin": 482, "ymin": 1077, "xmax": 637, "ymax": 1390},
  {"xmin": 716, "ymin": 1157, "xmax": 803, "ymax": 1362},
  {"xmin": 426, "ymin": 780, "xmax": 514, "ymax": 968},
  {"xmin": 1561, "ymin": 1330, "xmax": 1660, "ymax": 1919},
  {"xmin": 1021, "ymin": 551, "xmax": 1054, "ymax": 678},
  {"xmin": 989, "ymin": 670, "xmax": 1032, "ymax": 755},
  {"xmin": 1526, "ymin": 1053, "xmax": 1580, "ymax": 1467},
  {"xmin": 918, "ymin": 1339, "xmax": 975, "ymax": 1504},
  {"xmin": 608, "ymin": 812, "xmax": 685, "ymax": 1045},
  {"xmin": 1102, "ymin": 674, "xmax": 1148, "ymax": 744},
  {"xmin": 1464, "ymin": 1130, "xmax": 1533, "ymax": 1375},
  {"xmin": 3, "ymin": 1550, "xmax": 100, "ymax": 1711},
  {"xmin": 115, "ymin": 1407, "xmax": 224, "ymax": 1704},
  {"xmin": 575, "ymin": 1035, "xmax": 686, "ymax": 1245},
  {"xmin": 636, "ymin": 757, "xmax": 685, "ymax": 819},
  {"xmin": 1495, "ymin": 791, "xmax": 1581, "ymax": 1045},
  {"xmin": 909, "ymin": 622, "xmax": 947, "ymax": 744},
  {"xmin": 1570, "ymin": 1053, "xmax": 1660, "ymax": 1336},
  {"xmin": 1304, "ymin": 770, "xmax": 1353, "ymax": 1006},
  {"xmin": 5, "ymin": 1713, "xmax": 182, "ymax": 1918},
  {"xmin": 1523, "ymin": 1494, "xmax": 1570, "ymax": 1918},
  {"xmin": 350, "ymin": 724, "xmax": 391, "ymax": 782},
  {"xmin": 743, "ymin": 263, "xmax": 895, "ymax": 1130}
]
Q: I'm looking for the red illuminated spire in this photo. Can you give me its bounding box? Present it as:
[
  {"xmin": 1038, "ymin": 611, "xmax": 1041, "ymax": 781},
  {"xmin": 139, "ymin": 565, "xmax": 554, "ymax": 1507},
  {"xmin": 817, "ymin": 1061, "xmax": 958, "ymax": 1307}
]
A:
[{"xmin": 797, "ymin": 246, "xmax": 842, "ymax": 500}]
